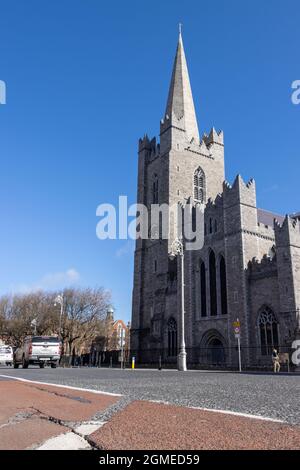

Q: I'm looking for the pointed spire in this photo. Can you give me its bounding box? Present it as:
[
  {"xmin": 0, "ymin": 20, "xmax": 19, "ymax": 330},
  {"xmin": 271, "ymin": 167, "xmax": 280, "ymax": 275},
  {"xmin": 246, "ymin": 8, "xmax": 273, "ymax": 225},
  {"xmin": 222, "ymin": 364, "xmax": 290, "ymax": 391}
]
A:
[{"xmin": 164, "ymin": 30, "xmax": 199, "ymax": 142}]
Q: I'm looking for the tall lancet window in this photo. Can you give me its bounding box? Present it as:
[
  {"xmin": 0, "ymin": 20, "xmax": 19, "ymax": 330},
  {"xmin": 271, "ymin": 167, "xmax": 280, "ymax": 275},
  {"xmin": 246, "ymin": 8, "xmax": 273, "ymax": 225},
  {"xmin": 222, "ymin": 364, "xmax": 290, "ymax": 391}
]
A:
[
  {"xmin": 167, "ymin": 317, "xmax": 177, "ymax": 357},
  {"xmin": 258, "ymin": 307, "xmax": 279, "ymax": 356},
  {"xmin": 152, "ymin": 175, "xmax": 159, "ymax": 204},
  {"xmin": 209, "ymin": 250, "xmax": 217, "ymax": 316},
  {"xmin": 200, "ymin": 260, "xmax": 207, "ymax": 317},
  {"xmin": 194, "ymin": 167, "xmax": 205, "ymax": 203},
  {"xmin": 220, "ymin": 256, "xmax": 228, "ymax": 316}
]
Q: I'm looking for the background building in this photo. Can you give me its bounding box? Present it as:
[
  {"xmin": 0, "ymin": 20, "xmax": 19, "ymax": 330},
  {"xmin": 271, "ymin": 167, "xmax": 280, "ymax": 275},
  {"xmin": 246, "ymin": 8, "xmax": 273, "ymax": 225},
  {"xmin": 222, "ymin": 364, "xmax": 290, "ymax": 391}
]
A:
[{"xmin": 88, "ymin": 308, "xmax": 130, "ymax": 366}]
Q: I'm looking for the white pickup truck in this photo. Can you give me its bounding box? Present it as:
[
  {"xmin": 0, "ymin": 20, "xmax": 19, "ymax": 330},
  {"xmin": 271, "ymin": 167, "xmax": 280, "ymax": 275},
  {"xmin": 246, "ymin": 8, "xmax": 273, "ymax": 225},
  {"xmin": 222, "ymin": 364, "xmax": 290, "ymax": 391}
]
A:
[
  {"xmin": 14, "ymin": 336, "xmax": 61, "ymax": 369},
  {"xmin": 0, "ymin": 345, "xmax": 13, "ymax": 366}
]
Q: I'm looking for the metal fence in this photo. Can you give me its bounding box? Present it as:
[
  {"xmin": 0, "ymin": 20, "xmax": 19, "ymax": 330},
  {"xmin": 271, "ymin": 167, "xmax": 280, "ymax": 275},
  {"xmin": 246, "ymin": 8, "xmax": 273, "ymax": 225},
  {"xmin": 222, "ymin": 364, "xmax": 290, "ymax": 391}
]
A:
[
  {"xmin": 60, "ymin": 349, "xmax": 130, "ymax": 368},
  {"xmin": 59, "ymin": 345, "xmax": 298, "ymax": 372}
]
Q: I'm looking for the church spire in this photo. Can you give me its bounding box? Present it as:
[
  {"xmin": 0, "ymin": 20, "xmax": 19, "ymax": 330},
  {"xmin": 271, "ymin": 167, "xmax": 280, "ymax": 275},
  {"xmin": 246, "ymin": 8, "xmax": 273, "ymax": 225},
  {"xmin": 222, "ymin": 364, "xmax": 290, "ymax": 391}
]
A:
[{"xmin": 164, "ymin": 29, "xmax": 199, "ymax": 142}]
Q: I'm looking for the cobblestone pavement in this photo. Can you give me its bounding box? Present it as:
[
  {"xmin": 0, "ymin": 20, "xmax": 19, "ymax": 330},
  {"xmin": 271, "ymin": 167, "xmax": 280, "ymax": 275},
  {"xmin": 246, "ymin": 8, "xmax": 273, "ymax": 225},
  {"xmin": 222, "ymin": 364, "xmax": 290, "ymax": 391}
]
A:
[{"xmin": 1, "ymin": 367, "xmax": 299, "ymax": 425}]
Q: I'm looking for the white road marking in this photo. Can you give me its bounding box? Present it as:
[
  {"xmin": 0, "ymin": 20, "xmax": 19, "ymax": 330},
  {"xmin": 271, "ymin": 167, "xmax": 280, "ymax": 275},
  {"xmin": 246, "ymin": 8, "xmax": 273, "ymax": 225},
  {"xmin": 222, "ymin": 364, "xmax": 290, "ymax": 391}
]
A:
[
  {"xmin": 0, "ymin": 374, "xmax": 122, "ymax": 397},
  {"xmin": 186, "ymin": 406, "xmax": 284, "ymax": 423},
  {"xmin": 149, "ymin": 399, "xmax": 172, "ymax": 405},
  {"xmin": 149, "ymin": 400, "xmax": 284, "ymax": 423}
]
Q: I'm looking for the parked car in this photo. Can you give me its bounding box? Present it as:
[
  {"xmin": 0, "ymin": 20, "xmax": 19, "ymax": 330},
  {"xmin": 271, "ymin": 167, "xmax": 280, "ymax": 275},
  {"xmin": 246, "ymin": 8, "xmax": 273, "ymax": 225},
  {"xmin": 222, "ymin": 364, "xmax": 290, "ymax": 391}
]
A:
[
  {"xmin": 14, "ymin": 336, "xmax": 61, "ymax": 369},
  {"xmin": 0, "ymin": 345, "xmax": 13, "ymax": 366}
]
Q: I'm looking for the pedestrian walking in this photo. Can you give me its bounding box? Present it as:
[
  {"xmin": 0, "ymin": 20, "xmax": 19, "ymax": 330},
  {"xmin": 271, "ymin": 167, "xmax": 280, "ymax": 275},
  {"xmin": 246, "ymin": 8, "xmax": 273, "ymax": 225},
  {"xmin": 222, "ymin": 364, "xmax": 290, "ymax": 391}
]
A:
[{"xmin": 272, "ymin": 348, "xmax": 280, "ymax": 373}]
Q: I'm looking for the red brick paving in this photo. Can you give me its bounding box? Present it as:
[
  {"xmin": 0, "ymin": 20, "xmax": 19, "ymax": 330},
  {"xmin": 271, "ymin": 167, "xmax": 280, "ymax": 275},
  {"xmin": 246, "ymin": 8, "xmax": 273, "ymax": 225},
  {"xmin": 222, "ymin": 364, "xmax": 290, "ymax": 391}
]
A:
[
  {"xmin": 0, "ymin": 381, "xmax": 117, "ymax": 422},
  {"xmin": 0, "ymin": 379, "xmax": 118, "ymax": 449},
  {"xmin": 89, "ymin": 400, "xmax": 300, "ymax": 450},
  {"xmin": 2, "ymin": 379, "xmax": 300, "ymax": 450}
]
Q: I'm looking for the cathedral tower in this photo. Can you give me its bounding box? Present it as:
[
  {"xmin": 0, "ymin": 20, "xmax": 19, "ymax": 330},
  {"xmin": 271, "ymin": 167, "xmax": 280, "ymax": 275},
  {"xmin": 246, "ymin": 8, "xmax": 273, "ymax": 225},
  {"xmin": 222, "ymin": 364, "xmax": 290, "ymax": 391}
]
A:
[{"xmin": 131, "ymin": 32, "xmax": 225, "ymax": 358}]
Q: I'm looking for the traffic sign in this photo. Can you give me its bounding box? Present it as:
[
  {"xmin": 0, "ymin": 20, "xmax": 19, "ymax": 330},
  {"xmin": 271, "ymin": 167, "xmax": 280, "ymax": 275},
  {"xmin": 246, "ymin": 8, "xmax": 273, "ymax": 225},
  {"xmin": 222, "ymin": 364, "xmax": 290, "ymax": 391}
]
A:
[
  {"xmin": 233, "ymin": 319, "xmax": 241, "ymax": 335},
  {"xmin": 233, "ymin": 319, "xmax": 242, "ymax": 372}
]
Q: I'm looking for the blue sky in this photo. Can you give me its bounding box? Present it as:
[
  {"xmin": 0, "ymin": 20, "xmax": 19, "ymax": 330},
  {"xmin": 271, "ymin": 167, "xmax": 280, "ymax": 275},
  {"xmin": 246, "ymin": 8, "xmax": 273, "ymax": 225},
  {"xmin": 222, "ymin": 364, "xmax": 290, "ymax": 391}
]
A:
[{"xmin": 0, "ymin": 0, "xmax": 299, "ymax": 323}]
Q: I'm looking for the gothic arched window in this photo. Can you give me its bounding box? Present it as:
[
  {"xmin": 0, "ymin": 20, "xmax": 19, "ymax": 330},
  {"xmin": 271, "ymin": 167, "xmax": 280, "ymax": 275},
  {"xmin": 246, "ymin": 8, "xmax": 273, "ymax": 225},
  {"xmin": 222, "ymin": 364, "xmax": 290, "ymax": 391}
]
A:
[
  {"xmin": 167, "ymin": 317, "xmax": 177, "ymax": 357},
  {"xmin": 152, "ymin": 175, "xmax": 159, "ymax": 204},
  {"xmin": 200, "ymin": 260, "xmax": 207, "ymax": 317},
  {"xmin": 258, "ymin": 306, "xmax": 279, "ymax": 356},
  {"xmin": 168, "ymin": 257, "xmax": 177, "ymax": 283},
  {"xmin": 209, "ymin": 250, "xmax": 217, "ymax": 316},
  {"xmin": 220, "ymin": 256, "xmax": 227, "ymax": 316},
  {"xmin": 194, "ymin": 167, "xmax": 205, "ymax": 203}
]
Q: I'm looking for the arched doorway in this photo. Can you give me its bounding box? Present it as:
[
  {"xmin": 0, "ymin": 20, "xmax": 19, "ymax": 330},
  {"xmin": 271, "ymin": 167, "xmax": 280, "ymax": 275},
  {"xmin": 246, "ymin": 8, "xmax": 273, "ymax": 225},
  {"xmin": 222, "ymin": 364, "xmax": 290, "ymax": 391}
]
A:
[
  {"xmin": 200, "ymin": 330, "xmax": 227, "ymax": 366},
  {"xmin": 207, "ymin": 338, "xmax": 226, "ymax": 365}
]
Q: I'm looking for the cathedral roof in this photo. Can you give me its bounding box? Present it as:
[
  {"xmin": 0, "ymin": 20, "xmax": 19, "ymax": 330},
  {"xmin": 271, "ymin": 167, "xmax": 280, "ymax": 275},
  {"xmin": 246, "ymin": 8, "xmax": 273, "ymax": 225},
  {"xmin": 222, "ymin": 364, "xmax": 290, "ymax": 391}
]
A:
[
  {"xmin": 164, "ymin": 31, "xmax": 199, "ymax": 142},
  {"xmin": 257, "ymin": 208, "xmax": 284, "ymax": 226}
]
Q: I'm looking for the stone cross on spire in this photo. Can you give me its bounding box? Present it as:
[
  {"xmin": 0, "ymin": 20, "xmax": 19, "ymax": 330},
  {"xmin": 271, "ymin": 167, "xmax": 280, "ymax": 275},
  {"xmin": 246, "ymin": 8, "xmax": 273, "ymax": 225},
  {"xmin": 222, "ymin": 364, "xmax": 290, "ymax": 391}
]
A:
[{"xmin": 164, "ymin": 29, "xmax": 199, "ymax": 143}]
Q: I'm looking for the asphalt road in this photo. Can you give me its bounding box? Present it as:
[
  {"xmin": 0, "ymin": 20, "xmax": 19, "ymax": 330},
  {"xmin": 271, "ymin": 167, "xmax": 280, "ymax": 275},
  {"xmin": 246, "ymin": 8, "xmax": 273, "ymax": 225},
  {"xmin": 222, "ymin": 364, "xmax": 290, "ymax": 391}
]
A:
[{"xmin": 1, "ymin": 366, "xmax": 299, "ymax": 425}]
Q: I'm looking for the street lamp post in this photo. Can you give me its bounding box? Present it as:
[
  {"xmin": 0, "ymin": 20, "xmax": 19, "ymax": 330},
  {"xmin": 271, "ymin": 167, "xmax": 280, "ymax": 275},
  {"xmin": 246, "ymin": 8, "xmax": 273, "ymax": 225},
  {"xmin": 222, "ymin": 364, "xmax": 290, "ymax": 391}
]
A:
[
  {"xmin": 31, "ymin": 319, "xmax": 37, "ymax": 336},
  {"xmin": 120, "ymin": 327, "xmax": 124, "ymax": 370},
  {"xmin": 169, "ymin": 238, "xmax": 187, "ymax": 372},
  {"xmin": 54, "ymin": 294, "xmax": 64, "ymax": 340}
]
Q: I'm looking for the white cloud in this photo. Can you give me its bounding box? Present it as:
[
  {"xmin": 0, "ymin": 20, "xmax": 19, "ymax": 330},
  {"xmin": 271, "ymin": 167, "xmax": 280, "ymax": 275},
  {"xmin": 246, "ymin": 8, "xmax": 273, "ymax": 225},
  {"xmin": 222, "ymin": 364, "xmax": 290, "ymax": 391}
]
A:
[{"xmin": 11, "ymin": 268, "xmax": 80, "ymax": 293}]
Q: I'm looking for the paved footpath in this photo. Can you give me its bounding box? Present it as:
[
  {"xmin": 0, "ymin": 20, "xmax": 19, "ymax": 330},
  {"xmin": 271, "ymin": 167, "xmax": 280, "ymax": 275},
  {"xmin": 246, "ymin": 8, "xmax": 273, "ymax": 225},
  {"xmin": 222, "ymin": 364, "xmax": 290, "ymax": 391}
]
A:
[
  {"xmin": 0, "ymin": 376, "xmax": 118, "ymax": 450},
  {"xmin": 1, "ymin": 370, "xmax": 300, "ymax": 450},
  {"xmin": 89, "ymin": 401, "xmax": 300, "ymax": 450}
]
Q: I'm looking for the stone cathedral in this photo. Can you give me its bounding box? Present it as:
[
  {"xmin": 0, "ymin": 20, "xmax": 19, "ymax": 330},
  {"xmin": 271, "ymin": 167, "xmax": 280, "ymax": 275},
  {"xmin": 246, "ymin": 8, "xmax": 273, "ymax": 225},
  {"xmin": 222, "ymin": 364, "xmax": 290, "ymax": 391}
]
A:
[{"xmin": 131, "ymin": 32, "xmax": 300, "ymax": 368}]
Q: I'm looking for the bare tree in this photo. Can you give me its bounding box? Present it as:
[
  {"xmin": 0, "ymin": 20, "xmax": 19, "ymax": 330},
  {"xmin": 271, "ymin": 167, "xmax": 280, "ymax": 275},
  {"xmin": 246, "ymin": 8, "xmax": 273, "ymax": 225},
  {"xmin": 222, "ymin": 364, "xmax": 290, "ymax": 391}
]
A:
[
  {"xmin": 61, "ymin": 287, "xmax": 110, "ymax": 357},
  {"xmin": 0, "ymin": 287, "xmax": 111, "ymax": 354},
  {"xmin": 0, "ymin": 292, "xmax": 54, "ymax": 346}
]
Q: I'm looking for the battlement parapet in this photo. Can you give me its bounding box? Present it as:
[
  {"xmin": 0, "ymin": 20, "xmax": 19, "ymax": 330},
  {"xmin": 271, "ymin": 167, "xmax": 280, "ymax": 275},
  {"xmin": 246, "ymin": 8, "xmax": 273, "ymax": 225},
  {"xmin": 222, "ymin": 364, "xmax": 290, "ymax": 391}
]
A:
[
  {"xmin": 139, "ymin": 135, "xmax": 160, "ymax": 160},
  {"xmin": 248, "ymin": 254, "xmax": 277, "ymax": 279},
  {"xmin": 202, "ymin": 127, "xmax": 224, "ymax": 147},
  {"xmin": 160, "ymin": 112, "xmax": 185, "ymax": 135},
  {"xmin": 257, "ymin": 222, "xmax": 275, "ymax": 237},
  {"xmin": 205, "ymin": 193, "xmax": 224, "ymax": 211},
  {"xmin": 274, "ymin": 215, "xmax": 300, "ymax": 245},
  {"xmin": 184, "ymin": 138, "xmax": 211, "ymax": 157},
  {"xmin": 223, "ymin": 175, "xmax": 256, "ymax": 207},
  {"xmin": 274, "ymin": 215, "xmax": 300, "ymax": 235}
]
